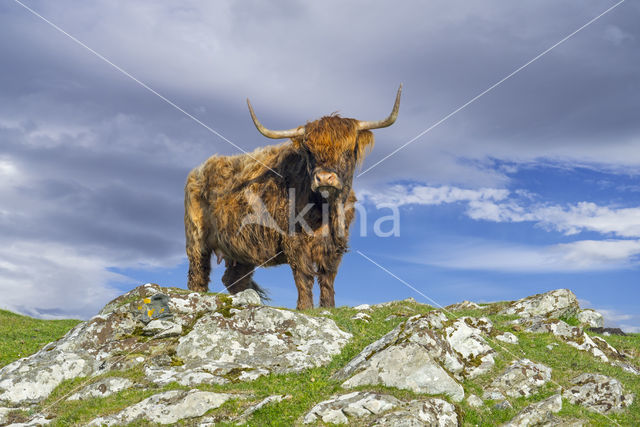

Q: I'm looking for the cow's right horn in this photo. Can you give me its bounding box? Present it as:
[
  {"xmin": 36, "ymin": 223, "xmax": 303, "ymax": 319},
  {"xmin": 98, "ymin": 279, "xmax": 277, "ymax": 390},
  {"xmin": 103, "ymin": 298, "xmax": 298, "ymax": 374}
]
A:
[
  {"xmin": 357, "ymin": 84, "xmax": 402, "ymax": 130},
  {"xmin": 247, "ymin": 99, "xmax": 305, "ymax": 139}
]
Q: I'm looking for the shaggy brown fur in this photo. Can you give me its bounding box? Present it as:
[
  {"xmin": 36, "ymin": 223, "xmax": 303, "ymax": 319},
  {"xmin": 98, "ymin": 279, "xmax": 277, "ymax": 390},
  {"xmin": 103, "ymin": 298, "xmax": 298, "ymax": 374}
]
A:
[{"xmin": 185, "ymin": 115, "xmax": 375, "ymax": 309}]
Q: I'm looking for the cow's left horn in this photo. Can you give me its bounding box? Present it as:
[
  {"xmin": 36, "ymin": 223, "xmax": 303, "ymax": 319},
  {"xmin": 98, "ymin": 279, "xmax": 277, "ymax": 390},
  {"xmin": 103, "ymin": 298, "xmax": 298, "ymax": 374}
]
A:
[
  {"xmin": 357, "ymin": 84, "xmax": 402, "ymax": 130},
  {"xmin": 247, "ymin": 99, "xmax": 305, "ymax": 139}
]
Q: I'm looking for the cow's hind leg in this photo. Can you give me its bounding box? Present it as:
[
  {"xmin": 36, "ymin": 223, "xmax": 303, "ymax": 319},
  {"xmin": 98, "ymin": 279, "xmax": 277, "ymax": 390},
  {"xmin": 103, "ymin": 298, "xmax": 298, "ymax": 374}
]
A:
[
  {"xmin": 185, "ymin": 172, "xmax": 212, "ymax": 292},
  {"xmin": 185, "ymin": 220, "xmax": 212, "ymax": 292},
  {"xmin": 222, "ymin": 262, "xmax": 267, "ymax": 299}
]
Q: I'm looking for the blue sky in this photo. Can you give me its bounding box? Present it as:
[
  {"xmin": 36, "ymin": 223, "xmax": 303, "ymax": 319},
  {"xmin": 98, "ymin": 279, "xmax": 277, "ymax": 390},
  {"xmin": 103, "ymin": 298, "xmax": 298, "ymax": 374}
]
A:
[{"xmin": 1, "ymin": 1, "xmax": 639, "ymax": 331}]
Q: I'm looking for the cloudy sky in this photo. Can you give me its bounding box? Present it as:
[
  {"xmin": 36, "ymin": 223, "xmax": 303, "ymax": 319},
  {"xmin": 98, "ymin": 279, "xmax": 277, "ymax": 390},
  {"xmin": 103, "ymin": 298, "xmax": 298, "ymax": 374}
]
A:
[{"xmin": 1, "ymin": 0, "xmax": 639, "ymax": 330}]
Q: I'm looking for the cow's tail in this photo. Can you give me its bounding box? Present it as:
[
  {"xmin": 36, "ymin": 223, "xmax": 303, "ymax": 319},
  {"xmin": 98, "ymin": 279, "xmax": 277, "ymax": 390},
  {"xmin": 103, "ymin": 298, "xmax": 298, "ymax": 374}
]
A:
[{"xmin": 250, "ymin": 279, "xmax": 270, "ymax": 302}]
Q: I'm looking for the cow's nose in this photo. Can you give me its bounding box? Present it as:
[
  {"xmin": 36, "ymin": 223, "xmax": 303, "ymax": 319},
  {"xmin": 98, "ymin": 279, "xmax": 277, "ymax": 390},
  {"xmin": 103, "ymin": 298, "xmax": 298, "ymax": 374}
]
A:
[{"xmin": 313, "ymin": 170, "xmax": 342, "ymax": 190}]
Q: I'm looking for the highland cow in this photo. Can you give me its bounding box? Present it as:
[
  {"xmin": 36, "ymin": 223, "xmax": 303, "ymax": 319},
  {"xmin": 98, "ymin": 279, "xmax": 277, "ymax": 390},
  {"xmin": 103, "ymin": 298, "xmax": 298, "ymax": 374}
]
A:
[{"xmin": 185, "ymin": 86, "xmax": 401, "ymax": 309}]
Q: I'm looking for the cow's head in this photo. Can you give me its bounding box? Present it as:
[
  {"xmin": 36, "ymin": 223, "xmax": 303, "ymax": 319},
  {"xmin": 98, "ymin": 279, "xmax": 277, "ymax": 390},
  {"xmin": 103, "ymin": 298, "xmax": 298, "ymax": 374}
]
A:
[{"xmin": 247, "ymin": 86, "xmax": 401, "ymax": 197}]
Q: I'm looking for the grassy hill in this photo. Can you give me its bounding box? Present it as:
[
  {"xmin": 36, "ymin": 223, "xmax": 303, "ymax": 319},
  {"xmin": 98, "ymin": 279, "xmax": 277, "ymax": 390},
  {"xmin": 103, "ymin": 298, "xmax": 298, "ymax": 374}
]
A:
[{"xmin": 0, "ymin": 309, "xmax": 80, "ymax": 368}]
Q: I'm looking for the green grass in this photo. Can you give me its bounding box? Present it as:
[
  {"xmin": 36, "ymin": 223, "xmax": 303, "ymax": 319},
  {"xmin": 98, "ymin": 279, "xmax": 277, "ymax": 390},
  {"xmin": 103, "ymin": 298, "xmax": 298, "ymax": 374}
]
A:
[
  {"xmin": 0, "ymin": 309, "xmax": 80, "ymax": 368},
  {"xmin": 1, "ymin": 301, "xmax": 639, "ymax": 426}
]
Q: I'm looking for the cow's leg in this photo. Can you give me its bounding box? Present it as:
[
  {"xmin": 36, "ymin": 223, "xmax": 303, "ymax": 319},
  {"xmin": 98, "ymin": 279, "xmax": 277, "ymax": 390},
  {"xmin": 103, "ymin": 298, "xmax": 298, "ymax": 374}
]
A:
[
  {"xmin": 222, "ymin": 262, "xmax": 255, "ymax": 294},
  {"xmin": 187, "ymin": 245, "xmax": 212, "ymax": 293},
  {"xmin": 292, "ymin": 268, "xmax": 314, "ymax": 310},
  {"xmin": 185, "ymin": 169, "xmax": 213, "ymax": 292},
  {"xmin": 185, "ymin": 195, "xmax": 212, "ymax": 292},
  {"xmin": 317, "ymin": 268, "xmax": 337, "ymax": 308}
]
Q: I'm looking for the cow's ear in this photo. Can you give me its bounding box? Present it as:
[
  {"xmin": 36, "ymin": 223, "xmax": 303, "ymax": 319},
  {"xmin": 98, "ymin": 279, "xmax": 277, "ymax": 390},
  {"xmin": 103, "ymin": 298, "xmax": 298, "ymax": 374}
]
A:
[{"xmin": 355, "ymin": 130, "xmax": 374, "ymax": 166}]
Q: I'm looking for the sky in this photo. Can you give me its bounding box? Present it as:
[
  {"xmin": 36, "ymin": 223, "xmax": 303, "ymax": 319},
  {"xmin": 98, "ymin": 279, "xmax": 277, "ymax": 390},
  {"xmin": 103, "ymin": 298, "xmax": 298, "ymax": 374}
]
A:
[{"xmin": 1, "ymin": 1, "xmax": 639, "ymax": 331}]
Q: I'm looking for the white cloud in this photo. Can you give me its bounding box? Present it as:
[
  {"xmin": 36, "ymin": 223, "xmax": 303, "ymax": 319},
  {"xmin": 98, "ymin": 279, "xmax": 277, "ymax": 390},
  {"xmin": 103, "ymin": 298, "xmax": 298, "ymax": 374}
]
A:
[
  {"xmin": 0, "ymin": 242, "xmax": 129, "ymax": 319},
  {"xmin": 415, "ymin": 239, "xmax": 640, "ymax": 273},
  {"xmin": 361, "ymin": 184, "xmax": 640, "ymax": 238},
  {"xmin": 470, "ymin": 201, "xmax": 640, "ymax": 238},
  {"xmin": 594, "ymin": 308, "xmax": 640, "ymax": 333},
  {"xmin": 359, "ymin": 184, "xmax": 509, "ymax": 207}
]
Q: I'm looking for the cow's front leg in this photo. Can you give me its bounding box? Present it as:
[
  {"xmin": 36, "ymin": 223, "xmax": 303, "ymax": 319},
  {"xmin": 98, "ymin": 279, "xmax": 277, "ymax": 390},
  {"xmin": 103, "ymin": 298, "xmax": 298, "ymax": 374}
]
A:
[
  {"xmin": 317, "ymin": 268, "xmax": 337, "ymax": 308},
  {"xmin": 292, "ymin": 268, "xmax": 314, "ymax": 310}
]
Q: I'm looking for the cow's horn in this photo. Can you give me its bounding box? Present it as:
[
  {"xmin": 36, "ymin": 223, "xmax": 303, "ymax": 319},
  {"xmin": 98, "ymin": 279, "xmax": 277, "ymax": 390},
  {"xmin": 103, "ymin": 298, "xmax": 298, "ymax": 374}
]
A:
[
  {"xmin": 357, "ymin": 84, "xmax": 402, "ymax": 130},
  {"xmin": 247, "ymin": 99, "xmax": 305, "ymax": 139}
]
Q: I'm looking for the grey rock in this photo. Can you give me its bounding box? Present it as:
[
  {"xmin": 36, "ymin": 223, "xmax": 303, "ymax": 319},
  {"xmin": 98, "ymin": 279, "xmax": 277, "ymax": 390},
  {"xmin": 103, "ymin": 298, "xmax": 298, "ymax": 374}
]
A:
[
  {"xmin": 371, "ymin": 398, "xmax": 459, "ymax": 427},
  {"xmin": 353, "ymin": 303, "xmax": 371, "ymax": 311},
  {"xmin": 466, "ymin": 394, "xmax": 483, "ymax": 408},
  {"xmin": 142, "ymin": 319, "xmax": 182, "ymax": 338},
  {"xmin": 230, "ymin": 289, "xmax": 262, "ymax": 306},
  {"xmin": 420, "ymin": 310, "xmax": 451, "ymax": 330},
  {"xmin": 562, "ymin": 373, "xmax": 634, "ymax": 414},
  {"xmin": 0, "ymin": 408, "xmax": 12, "ymax": 425},
  {"xmin": 87, "ymin": 389, "xmax": 233, "ymax": 425},
  {"xmin": 303, "ymin": 391, "xmax": 401, "ymax": 424},
  {"xmin": 484, "ymin": 359, "xmax": 552, "ymax": 399},
  {"xmin": 524, "ymin": 319, "xmax": 618, "ymax": 363},
  {"xmin": 0, "ymin": 346, "xmax": 95, "ymax": 405},
  {"xmin": 500, "ymin": 289, "xmax": 579, "ymax": 319},
  {"xmin": 494, "ymin": 400, "xmax": 513, "ymax": 410},
  {"xmin": 162, "ymin": 305, "xmax": 351, "ymax": 387},
  {"xmin": 495, "ymin": 332, "xmax": 519, "ymax": 344},
  {"xmin": 483, "ymin": 390, "xmax": 506, "ymax": 401},
  {"xmin": 320, "ymin": 409, "xmax": 348, "ymax": 424},
  {"xmin": 613, "ymin": 360, "xmax": 640, "ymax": 376},
  {"xmin": 446, "ymin": 300, "xmax": 483, "ymax": 311},
  {"xmin": 503, "ymin": 394, "xmax": 562, "ymax": 426},
  {"xmin": 461, "ymin": 316, "xmax": 494, "ymax": 334},
  {"xmin": 333, "ymin": 312, "xmax": 497, "ymax": 402},
  {"xmin": 8, "ymin": 414, "xmax": 52, "ymax": 426},
  {"xmin": 342, "ymin": 342, "xmax": 465, "ymax": 402},
  {"xmin": 351, "ymin": 312, "xmax": 372, "ymax": 322},
  {"xmin": 577, "ymin": 309, "xmax": 604, "ymax": 328},
  {"xmin": 443, "ymin": 318, "xmax": 495, "ymax": 378},
  {"xmin": 67, "ymin": 377, "xmax": 133, "ymax": 401},
  {"xmin": 372, "ymin": 297, "xmax": 417, "ymax": 308},
  {"xmin": 137, "ymin": 293, "xmax": 173, "ymax": 324},
  {"xmin": 144, "ymin": 363, "xmax": 268, "ymax": 387}
]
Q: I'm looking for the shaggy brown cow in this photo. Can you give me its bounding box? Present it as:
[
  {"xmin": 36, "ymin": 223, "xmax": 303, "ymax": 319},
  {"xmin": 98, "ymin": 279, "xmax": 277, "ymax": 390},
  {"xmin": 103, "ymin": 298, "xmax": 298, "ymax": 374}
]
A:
[{"xmin": 185, "ymin": 86, "xmax": 401, "ymax": 309}]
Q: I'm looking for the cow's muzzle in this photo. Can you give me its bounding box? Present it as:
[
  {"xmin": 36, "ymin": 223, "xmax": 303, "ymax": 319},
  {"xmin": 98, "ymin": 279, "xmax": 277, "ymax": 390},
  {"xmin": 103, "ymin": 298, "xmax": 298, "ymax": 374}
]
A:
[{"xmin": 311, "ymin": 169, "xmax": 343, "ymax": 193}]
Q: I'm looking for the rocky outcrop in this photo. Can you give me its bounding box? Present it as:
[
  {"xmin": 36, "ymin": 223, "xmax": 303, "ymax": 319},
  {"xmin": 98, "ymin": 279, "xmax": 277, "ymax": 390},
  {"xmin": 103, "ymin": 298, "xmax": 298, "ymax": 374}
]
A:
[
  {"xmin": 333, "ymin": 313, "xmax": 496, "ymax": 402},
  {"xmin": 577, "ymin": 309, "xmax": 604, "ymax": 328},
  {"xmin": 67, "ymin": 377, "xmax": 133, "ymax": 401},
  {"xmin": 0, "ymin": 286, "xmax": 636, "ymax": 426},
  {"xmin": 303, "ymin": 392, "xmax": 459, "ymax": 426},
  {"xmin": 483, "ymin": 359, "xmax": 552, "ymax": 399},
  {"xmin": 0, "ymin": 284, "xmax": 351, "ymax": 407},
  {"xmin": 446, "ymin": 300, "xmax": 483, "ymax": 311},
  {"xmin": 148, "ymin": 304, "xmax": 352, "ymax": 387},
  {"xmin": 519, "ymin": 317, "xmax": 637, "ymax": 373},
  {"xmin": 503, "ymin": 394, "xmax": 562, "ymax": 427},
  {"xmin": 499, "ymin": 289, "xmax": 579, "ymax": 318},
  {"xmin": 372, "ymin": 398, "xmax": 459, "ymax": 427},
  {"xmin": 562, "ymin": 373, "xmax": 634, "ymax": 414},
  {"xmin": 87, "ymin": 389, "xmax": 233, "ymax": 425},
  {"xmin": 495, "ymin": 332, "xmax": 519, "ymax": 344},
  {"xmin": 303, "ymin": 392, "xmax": 401, "ymax": 424}
]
